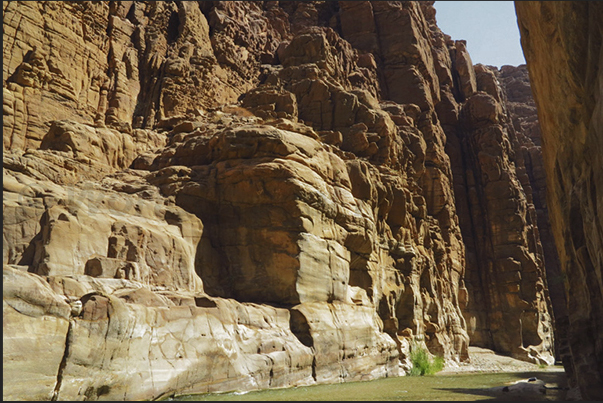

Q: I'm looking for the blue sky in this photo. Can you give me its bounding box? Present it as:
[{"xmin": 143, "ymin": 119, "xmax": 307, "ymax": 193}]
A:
[{"xmin": 433, "ymin": 1, "xmax": 526, "ymax": 68}]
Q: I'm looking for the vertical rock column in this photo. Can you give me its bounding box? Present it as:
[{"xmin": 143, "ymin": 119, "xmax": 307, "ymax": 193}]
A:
[
  {"xmin": 338, "ymin": 0, "xmax": 470, "ymax": 362},
  {"xmin": 516, "ymin": 2, "xmax": 603, "ymax": 399},
  {"xmin": 457, "ymin": 88, "xmax": 554, "ymax": 364},
  {"xmin": 422, "ymin": 10, "xmax": 556, "ymax": 363},
  {"xmin": 497, "ymin": 64, "xmax": 568, "ymax": 365}
]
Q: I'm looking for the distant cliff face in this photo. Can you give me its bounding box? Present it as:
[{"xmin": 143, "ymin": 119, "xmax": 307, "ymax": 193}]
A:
[
  {"xmin": 3, "ymin": 1, "xmax": 558, "ymax": 400},
  {"xmin": 447, "ymin": 63, "xmax": 558, "ymax": 364},
  {"xmin": 497, "ymin": 64, "xmax": 568, "ymax": 366},
  {"xmin": 516, "ymin": 2, "xmax": 603, "ymax": 400}
]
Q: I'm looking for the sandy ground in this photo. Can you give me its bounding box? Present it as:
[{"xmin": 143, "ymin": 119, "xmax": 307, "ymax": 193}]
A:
[
  {"xmin": 440, "ymin": 346, "xmax": 555, "ymax": 374},
  {"xmin": 438, "ymin": 346, "xmax": 578, "ymax": 401}
]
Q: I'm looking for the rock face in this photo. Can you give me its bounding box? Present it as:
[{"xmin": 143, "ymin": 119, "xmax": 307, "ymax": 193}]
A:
[
  {"xmin": 516, "ymin": 2, "xmax": 603, "ymax": 400},
  {"xmin": 446, "ymin": 65, "xmax": 555, "ymax": 365},
  {"xmin": 497, "ymin": 64, "xmax": 568, "ymax": 367},
  {"xmin": 3, "ymin": 1, "xmax": 559, "ymax": 400}
]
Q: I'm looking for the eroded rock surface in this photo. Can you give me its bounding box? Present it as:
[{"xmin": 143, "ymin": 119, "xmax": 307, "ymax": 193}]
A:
[
  {"xmin": 444, "ymin": 64, "xmax": 556, "ymax": 365},
  {"xmin": 3, "ymin": 1, "xmax": 560, "ymax": 400}
]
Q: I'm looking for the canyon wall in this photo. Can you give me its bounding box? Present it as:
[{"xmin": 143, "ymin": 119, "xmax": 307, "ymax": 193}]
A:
[
  {"xmin": 516, "ymin": 1, "xmax": 603, "ymax": 400},
  {"xmin": 448, "ymin": 62, "xmax": 559, "ymax": 364},
  {"xmin": 4, "ymin": 1, "xmax": 557, "ymax": 400}
]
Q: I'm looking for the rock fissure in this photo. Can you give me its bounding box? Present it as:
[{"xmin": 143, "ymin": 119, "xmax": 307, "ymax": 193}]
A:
[{"xmin": 51, "ymin": 318, "xmax": 74, "ymax": 401}]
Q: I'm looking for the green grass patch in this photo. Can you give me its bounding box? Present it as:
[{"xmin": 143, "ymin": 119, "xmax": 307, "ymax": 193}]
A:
[{"xmin": 407, "ymin": 346, "xmax": 444, "ymax": 376}]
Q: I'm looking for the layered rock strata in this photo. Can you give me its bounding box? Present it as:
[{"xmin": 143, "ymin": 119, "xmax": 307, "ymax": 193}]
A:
[
  {"xmin": 447, "ymin": 64, "xmax": 557, "ymax": 364},
  {"xmin": 516, "ymin": 2, "xmax": 603, "ymax": 400},
  {"xmin": 3, "ymin": 1, "xmax": 558, "ymax": 400},
  {"xmin": 497, "ymin": 64, "xmax": 568, "ymax": 365}
]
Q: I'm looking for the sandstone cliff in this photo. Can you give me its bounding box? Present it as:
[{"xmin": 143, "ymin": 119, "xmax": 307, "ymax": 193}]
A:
[
  {"xmin": 3, "ymin": 1, "xmax": 557, "ymax": 400},
  {"xmin": 516, "ymin": 2, "xmax": 603, "ymax": 400},
  {"xmin": 447, "ymin": 63, "xmax": 557, "ymax": 365}
]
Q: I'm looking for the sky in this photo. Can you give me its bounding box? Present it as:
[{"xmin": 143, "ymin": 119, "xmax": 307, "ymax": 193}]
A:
[{"xmin": 433, "ymin": 1, "xmax": 526, "ymax": 68}]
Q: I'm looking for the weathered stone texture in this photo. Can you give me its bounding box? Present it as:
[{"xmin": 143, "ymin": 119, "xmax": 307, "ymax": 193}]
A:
[
  {"xmin": 2, "ymin": 1, "xmax": 566, "ymax": 400},
  {"xmin": 453, "ymin": 86, "xmax": 554, "ymax": 365},
  {"xmin": 497, "ymin": 64, "xmax": 568, "ymax": 367},
  {"xmin": 516, "ymin": 2, "xmax": 603, "ymax": 399}
]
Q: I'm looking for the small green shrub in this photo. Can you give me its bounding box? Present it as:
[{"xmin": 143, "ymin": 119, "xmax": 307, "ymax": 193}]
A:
[
  {"xmin": 432, "ymin": 355, "xmax": 445, "ymax": 373},
  {"xmin": 407, "ymin": 346, "xmax": 444, "ymax": 376}
]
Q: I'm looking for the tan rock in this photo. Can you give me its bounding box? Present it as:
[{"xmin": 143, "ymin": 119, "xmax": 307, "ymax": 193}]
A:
[
  {"xmin": 451, "ymin": 86, "xmax": 554, "ymax": 366},
  {"xmin": 2, "ymin": 1, "xmax": 575, "ymax": 400},
  {"xmin": 3, "ymin": 266, "xmax": 70, "ymax": 401}
]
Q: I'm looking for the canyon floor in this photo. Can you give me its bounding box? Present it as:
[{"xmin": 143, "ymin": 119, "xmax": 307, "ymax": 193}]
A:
[
  {"xmin": 439, "ymin": 347, "xmax": 570, "ymax": 401},
  {"xmin": 171, "ymin": 348, "xmax": 569, "ymax": 401},
  {"xmin": 441, "ymin": 346, "xmax": 561, "ymax": 374}
]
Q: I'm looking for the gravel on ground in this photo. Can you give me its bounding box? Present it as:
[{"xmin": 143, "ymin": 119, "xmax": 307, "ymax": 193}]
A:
[{"xmin": 440, "ymin": 346, "xmax": 557, "ymax": 374}]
